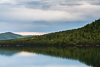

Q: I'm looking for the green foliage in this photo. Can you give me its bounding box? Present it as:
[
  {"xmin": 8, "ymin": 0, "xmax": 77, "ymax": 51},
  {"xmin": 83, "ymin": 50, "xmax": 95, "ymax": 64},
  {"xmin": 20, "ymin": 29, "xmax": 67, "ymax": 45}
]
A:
[{"xmin": 0, "ymin": 19, "xmax": 100, "ymax": 46}]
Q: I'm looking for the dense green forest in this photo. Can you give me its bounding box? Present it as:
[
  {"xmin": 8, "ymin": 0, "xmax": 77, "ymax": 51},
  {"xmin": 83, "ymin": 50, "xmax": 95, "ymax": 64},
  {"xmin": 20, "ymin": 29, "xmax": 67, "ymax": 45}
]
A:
[
  {"xmin": 0, "ymin": 19, "xmax": 100, "ymax": 46},
  {"xmin": 0, "ymin": 46, "xmax": 100, "ymax": 67}
]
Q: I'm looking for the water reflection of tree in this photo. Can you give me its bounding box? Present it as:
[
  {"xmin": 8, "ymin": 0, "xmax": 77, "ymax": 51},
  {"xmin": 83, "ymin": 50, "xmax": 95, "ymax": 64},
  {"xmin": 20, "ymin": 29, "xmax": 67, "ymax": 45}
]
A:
[{"xmin": 0, "ymin": 47, "xmax": 100, "ymax": 67}]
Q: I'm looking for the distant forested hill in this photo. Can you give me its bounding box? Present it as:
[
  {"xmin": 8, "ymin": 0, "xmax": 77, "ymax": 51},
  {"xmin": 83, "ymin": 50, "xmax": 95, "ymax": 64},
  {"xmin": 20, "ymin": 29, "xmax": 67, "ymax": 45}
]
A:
[
  {"xmin": 0, "ymin": 19, "xmax": 100, "ymax": 46},
  {"xmin": 0, "ymin": 32, "xmax": 24, "ymax": 40}
]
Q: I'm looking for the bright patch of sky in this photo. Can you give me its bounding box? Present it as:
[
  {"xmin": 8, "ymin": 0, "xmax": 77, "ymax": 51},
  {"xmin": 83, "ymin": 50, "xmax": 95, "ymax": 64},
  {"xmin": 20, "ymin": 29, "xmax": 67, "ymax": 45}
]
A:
[{"xmin": 0, "ymin": 0, "xmax": 100, "ymax": 35}]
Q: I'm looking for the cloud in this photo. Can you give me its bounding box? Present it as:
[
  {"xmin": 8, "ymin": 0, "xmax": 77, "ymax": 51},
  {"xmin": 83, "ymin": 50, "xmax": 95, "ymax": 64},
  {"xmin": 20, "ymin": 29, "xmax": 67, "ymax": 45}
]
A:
[
  {"xmin": 41, "ymin": 65, "xmax": 90, "ymax": 67},
  {"xmin": 0, "ymin": 7, "xmax": 70, "ymax": 21},
  {"xmin": 14, "ymin": 32, "xmax": 46, "ymax": 35},
  {"xmin": 0, "ymin": 4, "xmax": 100, "ymax": 22},
  {"xmin": 0, "ymin": 0, "xmax": 100, "ymax": 22},
  {"xmin": 0, "ymin": 0, "xmax": 16, "ymax": 4},
  {"xmin": 0, "ymin": 0, "xmax": 100, "ymax": 32},
  {"xmin": 0, "ymin": 21, "xmax": 49, "ymax": 32}
]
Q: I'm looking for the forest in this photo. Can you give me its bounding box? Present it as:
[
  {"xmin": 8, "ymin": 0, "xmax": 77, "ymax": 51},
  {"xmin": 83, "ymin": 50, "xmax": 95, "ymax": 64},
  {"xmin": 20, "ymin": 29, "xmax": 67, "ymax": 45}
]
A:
[{"xmin": 0, "ymin": 19, "xmax": 100, "ymax": 46}]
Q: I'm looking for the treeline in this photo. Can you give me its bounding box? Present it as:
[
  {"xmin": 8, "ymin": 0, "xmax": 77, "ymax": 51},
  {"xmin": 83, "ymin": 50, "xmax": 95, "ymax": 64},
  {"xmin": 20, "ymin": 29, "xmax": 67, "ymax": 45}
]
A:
[{"xmin": 0, "ymin": 19, "xmax": 100, "ymax": 46}]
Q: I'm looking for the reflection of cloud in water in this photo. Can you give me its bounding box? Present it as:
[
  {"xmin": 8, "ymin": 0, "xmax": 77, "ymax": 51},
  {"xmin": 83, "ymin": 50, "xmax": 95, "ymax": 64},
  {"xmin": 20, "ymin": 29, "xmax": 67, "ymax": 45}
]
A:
[{"xmin": 15, "ymin": 51, "xmax": 36, "ymax": 56}]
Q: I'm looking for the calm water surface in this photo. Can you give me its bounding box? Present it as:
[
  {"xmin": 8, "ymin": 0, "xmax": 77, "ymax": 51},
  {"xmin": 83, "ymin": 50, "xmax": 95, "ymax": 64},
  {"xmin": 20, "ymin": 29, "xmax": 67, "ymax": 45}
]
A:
[{"xmin": 0, "ymin": 47, "xmax": 99, "ymax": 67}]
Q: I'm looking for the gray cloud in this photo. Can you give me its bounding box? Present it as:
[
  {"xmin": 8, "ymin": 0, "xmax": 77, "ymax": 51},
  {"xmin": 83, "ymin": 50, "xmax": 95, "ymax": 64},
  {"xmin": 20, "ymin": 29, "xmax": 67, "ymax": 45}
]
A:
[
  {"xmin": 0, "ymin": 0, "xmax": 100, "ymax": 33},
  {"xmin": 0, "ymin": 0, "xmax": 100, "ymax": 22},
  {"xmin": 0, "ymin": 20, "xmax": 92, "ymax": 33}
]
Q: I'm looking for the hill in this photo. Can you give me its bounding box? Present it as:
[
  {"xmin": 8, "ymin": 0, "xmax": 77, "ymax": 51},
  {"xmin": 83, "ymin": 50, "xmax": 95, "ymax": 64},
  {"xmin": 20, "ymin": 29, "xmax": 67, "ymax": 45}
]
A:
[
  {"xmin": 0, "ymin": 19, "xmax": 100, "ymax": 46},
  {"xmin": 0, "ymin": 32, "xmax": 24, "ymax": 40}
]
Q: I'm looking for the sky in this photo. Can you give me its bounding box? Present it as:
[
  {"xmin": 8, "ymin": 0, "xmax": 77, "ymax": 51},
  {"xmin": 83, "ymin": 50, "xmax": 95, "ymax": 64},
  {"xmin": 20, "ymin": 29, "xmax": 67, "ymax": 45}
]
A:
[{"xmin": 0, "ymin": 0, "xmax": 100, "ymax": 35}]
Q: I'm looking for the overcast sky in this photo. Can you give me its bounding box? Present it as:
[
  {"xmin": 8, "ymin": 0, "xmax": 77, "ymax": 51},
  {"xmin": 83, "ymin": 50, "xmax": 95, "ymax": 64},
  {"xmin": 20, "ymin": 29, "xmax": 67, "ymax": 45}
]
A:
[{"xmin": 0, "ymin": 0, "xmax": 100, "ymax": 35}]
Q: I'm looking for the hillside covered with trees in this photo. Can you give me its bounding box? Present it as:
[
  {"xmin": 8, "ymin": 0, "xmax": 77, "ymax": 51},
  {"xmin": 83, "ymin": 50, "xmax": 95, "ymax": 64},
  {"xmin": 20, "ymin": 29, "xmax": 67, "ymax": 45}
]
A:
[
  {"xmin": 0, "ymin": 32, "xmax": 24, "ymax": 40},
  {"xmin": 0, "ymin": 19, "xmax": 100, "ymax": 46}
]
